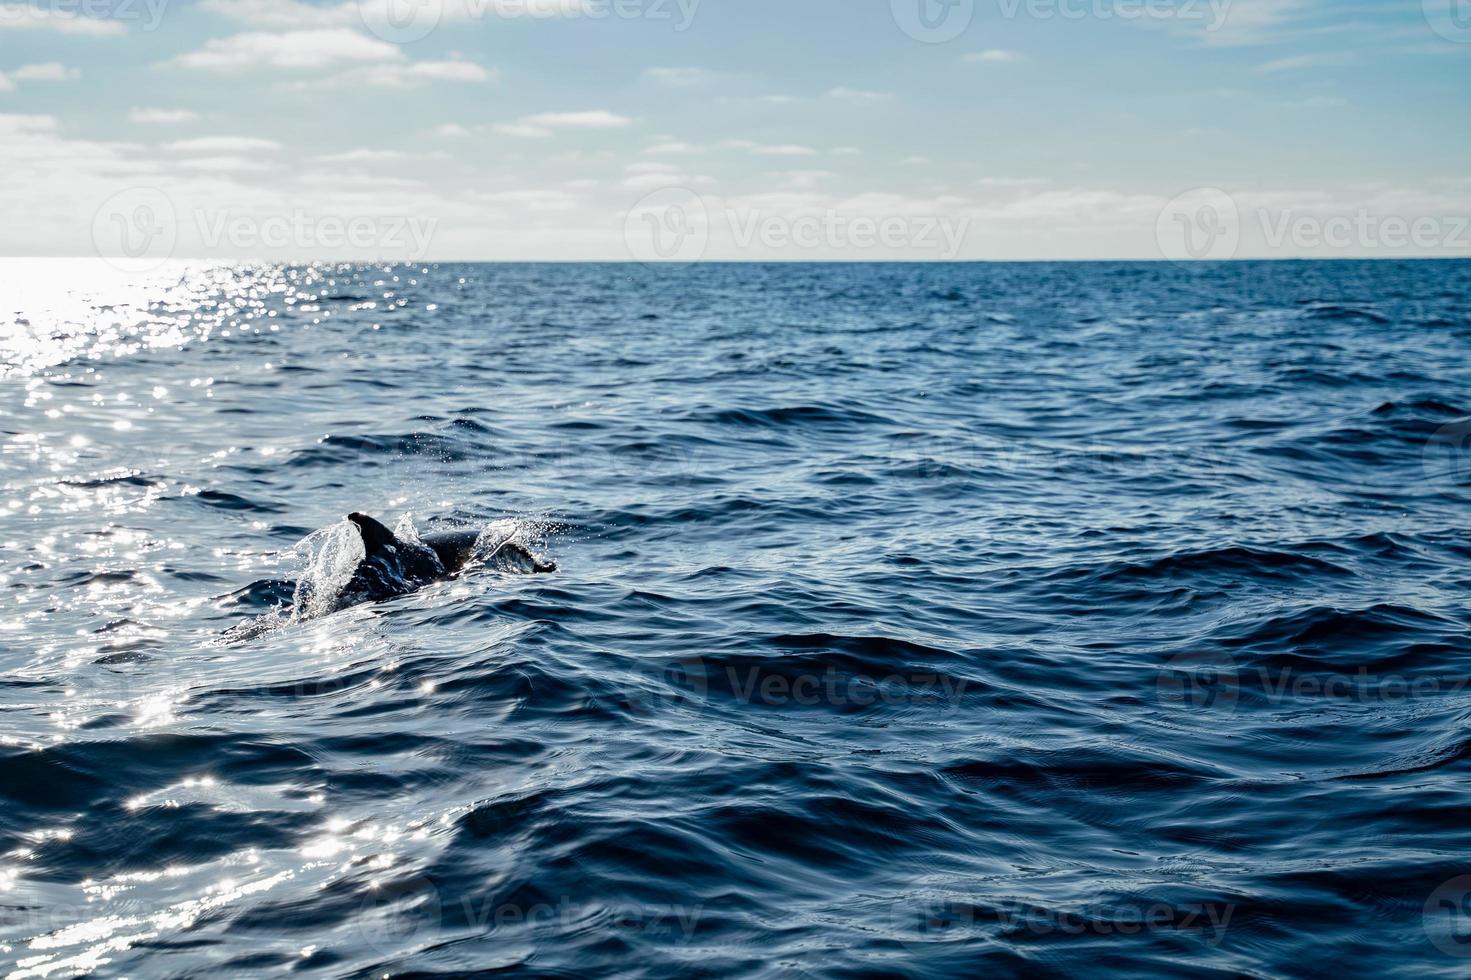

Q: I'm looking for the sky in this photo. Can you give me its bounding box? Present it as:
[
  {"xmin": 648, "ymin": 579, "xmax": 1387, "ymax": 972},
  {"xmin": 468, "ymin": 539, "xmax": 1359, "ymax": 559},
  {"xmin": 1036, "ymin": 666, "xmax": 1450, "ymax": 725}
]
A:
[{"xmin": 0, "ymin": 0, "xmax": 1468, "ymax": 261}]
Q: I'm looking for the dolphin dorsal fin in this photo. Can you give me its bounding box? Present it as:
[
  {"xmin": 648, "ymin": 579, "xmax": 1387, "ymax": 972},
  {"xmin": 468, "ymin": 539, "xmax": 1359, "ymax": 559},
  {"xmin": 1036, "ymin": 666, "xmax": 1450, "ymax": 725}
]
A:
[{"xmin": 348, "ymin": 513, "xmax": 400, "ymax": 558}]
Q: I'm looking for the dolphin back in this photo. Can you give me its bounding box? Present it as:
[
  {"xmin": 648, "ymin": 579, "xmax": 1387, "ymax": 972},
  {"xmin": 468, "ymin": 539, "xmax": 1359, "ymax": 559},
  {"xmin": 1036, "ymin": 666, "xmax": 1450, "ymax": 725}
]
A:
[
  {"xmin": 349, "ymin": 513, "xmax": 400, "ymax": 558},
  {"xmin": 423, "ymin": 528, "xmax": 557, "ymax": 575},
  {"xmin": 421, "ymin": 529, "xmax": 483, "ymax": 573}
]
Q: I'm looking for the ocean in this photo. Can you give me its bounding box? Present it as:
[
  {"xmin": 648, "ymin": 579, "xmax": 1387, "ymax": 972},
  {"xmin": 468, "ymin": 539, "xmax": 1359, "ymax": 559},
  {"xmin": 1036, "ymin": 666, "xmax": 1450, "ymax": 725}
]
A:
[{"xmin": 3, "ymin": 259, "xmax": 1471, "ymax": 977}]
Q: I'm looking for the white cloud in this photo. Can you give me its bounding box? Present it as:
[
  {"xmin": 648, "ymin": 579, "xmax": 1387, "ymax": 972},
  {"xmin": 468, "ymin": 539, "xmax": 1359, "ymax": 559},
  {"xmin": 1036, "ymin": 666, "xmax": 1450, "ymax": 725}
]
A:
[
  {"xmin": 11, "ymin": 62, "xmax": 80, "ymax": 81},
  {"xmin": 648, "ymin": 141, "xmax": 701, "ymax": 154},
  {"xmin": 201, "ymin": 0, "xmax": 595, "ymax": 29},
  {"xmin": 475, "ymin": 189, "xmax": 579, "ymax": 210},
  {"xmin": 523, "ymin": 110, "xmax": 632, "ymax": 128},
  {"xmin": 0, "ymin": 109, "xmax": 1464, "ymax": 262},
  {"xmin": 723, "ymin": 140, "xmax": 817, "ymax": 157},
  {"xmin": 977, "ymin": 176, "xmax": 1050, "ymax": 189},
  {"xmin": 622, "ymin": 170, "xmax": 714, "ymax": 190},
  {"xmin": 0, "ymin": 61, "xmax": 80, "ymax": 91},
  {"xmin": 620, "ymin": 161, "xmax": 715, "ymax": 190},
  {"xmin": 902, "ymin": 155, "xmax": 931, "ymax": 165},
  {"xmin": 1192, "ymin": 0, "xmax": 1312, "ymax": 46},
  {"xmin": 494, "ymin": 122, "xmax": 551, "ymax": 138},
  {"xmin": 973, "ymin": 187, "xmax": 1160, "ymax": 223},
  {"xmin": 178, "ymin": 155, "xmax": 277, "ymax": 172},
  {"xmin": 965, "ymin": 49, "xmax": 1022, "ymax": 63},
  {"xmin": 433, "ymin": 123, "xmax": 471, "ymax": 137},
  {"xmin": 168, "ymin": 29, "xmax": 399, "ymax": 72},
  {"xmin": 1255, "ymin": 52, "xmax": 1353, "ymax": 72},
  {"xmin": 312, "ymin": 148, "xmax": 450, "ymax": 163},
  {"xmin": 130, "ymin": 107, "xmax": 199, "ymax": 124},
  {"xmin": 0, "ymin": 4, "xmax": 125, "ymax": 36},
  {"xmin": 769, "ymin": 169, "xmax": 832, "ymax": 191},
  {"xmin": 345, "ymin": 59, "xmax": 491, "ymax": 87},
  {"xmin": 714, "ymin": 94, "xmax": 804, "ymax": 108},
  {"xmin": 295, "ymin": 171, "xmax": 424, "ymax": 190},
  {"xmin": 1286, "ymin": 95, "xmax": 1348, "ymax": 108},
  {"xmin": 197, "ymin": 0, "xmax": 346, "ymax": 29},
  {"xmin": 0, "ymin": 112, "xmax": 59, "ymax": 134},
  {"xmin": 643, "ymin": 67, "xmax": 716, "ymax": 86},
  {"xmin": 827, "ymin": 87, "xmax": 892, "ymax": 102},
  {"xmin": 165, "ymin": 136, "xmax": 282, "ymax": 153},
  {"xmin": 496, "ymin": 110, "xmax": 632, "ymax": 137}
]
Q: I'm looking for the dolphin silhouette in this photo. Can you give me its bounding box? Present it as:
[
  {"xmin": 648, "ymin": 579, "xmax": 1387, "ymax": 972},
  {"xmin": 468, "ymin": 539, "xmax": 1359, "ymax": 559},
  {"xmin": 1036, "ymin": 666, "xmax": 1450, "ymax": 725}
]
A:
[
  {"xmin": 339, "ymin": 512, "xmax": 554, "ymax": 608},
  {"xmin": 219, "ymin": 514, "xmax": 555, "ymax": 642}
]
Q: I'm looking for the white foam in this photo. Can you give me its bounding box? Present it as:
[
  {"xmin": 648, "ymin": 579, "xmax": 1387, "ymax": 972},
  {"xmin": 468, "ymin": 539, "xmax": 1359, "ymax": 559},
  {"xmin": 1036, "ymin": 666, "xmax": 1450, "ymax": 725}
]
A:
[{"xmin": 290, "ymin": 519, "xmax": 366, "ymax": 621}]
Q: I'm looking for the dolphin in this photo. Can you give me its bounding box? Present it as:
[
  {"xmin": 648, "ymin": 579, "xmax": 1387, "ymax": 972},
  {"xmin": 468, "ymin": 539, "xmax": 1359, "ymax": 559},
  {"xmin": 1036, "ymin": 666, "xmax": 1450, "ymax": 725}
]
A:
[
  {"xmin": 339, "ymin": 512, "xmax": 554, "ymax": 608},
  {"xmin": 218, "ymin": 514, "xmax": 554, "ymax": 642}
]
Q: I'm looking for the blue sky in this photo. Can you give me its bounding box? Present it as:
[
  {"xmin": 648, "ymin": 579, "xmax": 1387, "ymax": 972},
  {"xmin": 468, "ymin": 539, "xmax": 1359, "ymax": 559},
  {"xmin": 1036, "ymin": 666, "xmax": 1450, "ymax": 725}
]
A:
[{"xmin": 1, "ymin": 0, "xmax": 1468, "ymax": 260}]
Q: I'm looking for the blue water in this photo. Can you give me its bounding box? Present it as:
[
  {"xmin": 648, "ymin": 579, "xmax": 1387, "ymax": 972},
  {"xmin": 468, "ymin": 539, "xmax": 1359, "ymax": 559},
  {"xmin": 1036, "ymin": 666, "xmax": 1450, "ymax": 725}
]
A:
[{"xmin": 3, "ymin": 260, "xmax": 1471, "ymax": 978}]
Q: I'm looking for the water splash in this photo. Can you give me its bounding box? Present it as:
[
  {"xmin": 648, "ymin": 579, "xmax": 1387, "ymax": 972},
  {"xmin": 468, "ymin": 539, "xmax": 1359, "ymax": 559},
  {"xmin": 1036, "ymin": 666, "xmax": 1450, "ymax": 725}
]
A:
[
  {"xmin": 393, "ymin": 512, "xmax": 424, "ymax": 547},
  {"xmin": 290, "ymin": 519, "xmax": 366, "ymax": 621},
  {"xmin": 473, "ymin": 518, "xmax": 557, "ymax": 573}
]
